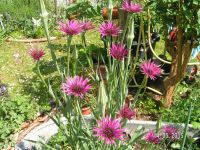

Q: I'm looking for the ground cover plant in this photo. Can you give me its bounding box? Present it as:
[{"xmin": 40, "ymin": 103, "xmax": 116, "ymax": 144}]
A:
[
  {"xmin": 0, "ymin": 0, "xmax": 199, "ymax": 149},
  {"xmin": 0, "ymin": 96, "xmax": 38, "ymax": 148}
]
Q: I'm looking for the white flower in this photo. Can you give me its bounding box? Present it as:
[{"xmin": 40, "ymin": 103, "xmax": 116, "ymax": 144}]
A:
[{"xmin": 32, "ymin": 18, "xmax": 41, "ymax": 27}]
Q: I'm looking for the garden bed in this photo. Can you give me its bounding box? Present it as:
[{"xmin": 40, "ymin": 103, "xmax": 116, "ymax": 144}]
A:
[
  {"xmin": 0, "ymin": 0, "xmax": 200, "ymax": 149},
  {"xmin": 15, "ymin": 116, "xmax": 199, "ymax": 150}
]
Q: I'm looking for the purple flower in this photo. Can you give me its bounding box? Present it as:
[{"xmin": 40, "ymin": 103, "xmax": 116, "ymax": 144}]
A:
[
  {"xmin": 59, "ymin": 20, "xmax": 83, "ymax": 35},
  {"xmin": 29, "ymin": 48, "xmax": 45, "ymax": 61},
  {"xmin": 81, "ymin": 21, "xmax": 95, "ymax": 31},
  {"xmin": 162, "ymin": 125, "xmax": 179, "ymax": 140},
  {"xmin": 140, "ymin": 60, "xmax": 161, "ymax": 80},
  {"xmin": 144, "ymin": 130, "xmax": 161, "ymax": 144},
  {"xmin": 99, "ymin": 21, "xmax": 119, "ymax": 37},
  {"xmin": 118, "ymin": 105, "xmax": 135, "ymax": 120},
  {"xmin": 110, "ymin": 43, "xmax": 128, "ymax": 61},
  {"xmin": 122, "ymin": 0, "xmax": 143, "ymax": 13},
  {"xmin": 62, "ymin": 76, "xmax": 91, "ymax": 99},
  {"xmin": 93, "ymin": 116, "xmax": 125, "ymax": 144}
]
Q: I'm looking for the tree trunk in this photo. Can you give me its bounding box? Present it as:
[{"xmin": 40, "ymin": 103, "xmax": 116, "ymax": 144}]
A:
[{"xmin": 163, "ymin": 29, "xmax": 193, "ymax": 107}]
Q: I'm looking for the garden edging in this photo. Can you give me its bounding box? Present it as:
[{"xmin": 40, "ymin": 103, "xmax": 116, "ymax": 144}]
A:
[{"xmin": 6, "ymin": 37, "xmax": 58, "ymax": 43}]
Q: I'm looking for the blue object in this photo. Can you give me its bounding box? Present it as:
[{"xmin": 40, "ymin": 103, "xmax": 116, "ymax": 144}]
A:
[{"xmin": 191, "ymin": 45, "xmax": 200, "ymax": 59}]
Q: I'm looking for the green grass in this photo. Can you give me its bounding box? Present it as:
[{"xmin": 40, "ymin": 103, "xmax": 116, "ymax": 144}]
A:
[
  {"xmin": 0, "ymin": 29, "xmax": 103, "ymax": 104},
  {"xmin": 0, "ymin": 29, "xmax": 104, "ymax": 147}
]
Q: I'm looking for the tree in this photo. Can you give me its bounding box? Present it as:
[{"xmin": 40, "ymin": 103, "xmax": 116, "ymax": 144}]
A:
[{"xmin": 150, "ymin": 0, "xmax": 200, "ymax": 107}]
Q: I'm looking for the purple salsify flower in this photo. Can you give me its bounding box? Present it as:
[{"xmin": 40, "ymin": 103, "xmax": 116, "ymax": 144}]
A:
[
  {"xmin": 110, "ymin": 43, "xmax": 128, "ymax": 61},
  {"xmin": 122, "ymin": 0, "xmax": 143, "ymax": 13},
  {"xmin": 162, "ymin": 125, "xmax": 179, "ymax": 140},
  {"xmin": 93, "ymin": 116, "xmax": 125, "ymax": 144},
  {"xmin": 140, "ymin": 60, "xmax": 161, "ymax": 80},
  {"xmin": 62, "ymin": 76, "xmax": 91, "ymax": 99},
  {"xmin": 59, "ymin": 20, "xmax": 83, "ymax": 35},
  {"xmin": 99, "ymin": 21, "xmax": 120, "ymax": 37},
  {"xmin": 144, "ymin": 130, "xmax": 161, "ymax": 144},
  {"xmin": 29, "ymin": 48, "xmax": 45, "ymax": 61},
  {"xmin": 81, "ymin": 21, "xmax": 95, "ymax": 31},
  {"xmin": 118, "ymin": 104, "xmax": 135, "ymax": 120}
]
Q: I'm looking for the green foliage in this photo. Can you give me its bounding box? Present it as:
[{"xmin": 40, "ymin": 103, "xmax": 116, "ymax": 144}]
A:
[
  {"xmin": 0, "ymin": 29, "xmax": 5, "ymax": 44},
  {"xmin": 0, "ymin": 96, "xmax": 38, "ymax": 149},
  {"xmin": 161, "ymin": 78, "xmax": 200, "ymax": 128},
  {"xmin": 0, "ymin": 0, "xmax": 52, "ymax": 20},
  {"xmin": 65, "ymin": 0, "xmax": 102, "ymax": 20},
  {"xmin": 0, "ymin": 0, "xmax": 54, "ymax": 38},
  {"xmin": 47, "ymin": 129, "xmax": 72, "ymax": 149},
  {"xmin": 135, "ymin": 77, "xmax": 200, "ymax": 130},
  {"xmin": 149, "ymin": 0, "xmax": 200, "ymax": 38},
  {"xmin": 21, "ymin": 19, "xmax": 44, "ymax": 38}
]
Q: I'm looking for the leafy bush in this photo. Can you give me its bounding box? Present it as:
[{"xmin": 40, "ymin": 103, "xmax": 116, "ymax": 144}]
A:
[
  {"xmin": 161, "ymin": 78, "xmax": 200, "ymax": 128},
  {"xmin": 0, "ymin": 96, "xmax": 38, "ymax": 149},
  {"xmin": 0, "ymin": 0, "xmax": 54, "ymax": 38},
  {"xmin": 64, "ymin": 0, "xmax": 102, "ymax": 20},
  {"xmin": 0, "ymin": 0, "xmax": 52, "ymax": 21}
]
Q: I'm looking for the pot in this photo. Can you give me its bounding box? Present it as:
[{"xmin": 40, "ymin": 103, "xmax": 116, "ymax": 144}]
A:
[
  {"xmin": 82, "ymin": 106, "xmax": 92, "ymax": 116},
  {"xmin": 102, "ymin": 7, "xmax": 119, "ymax": 20}
]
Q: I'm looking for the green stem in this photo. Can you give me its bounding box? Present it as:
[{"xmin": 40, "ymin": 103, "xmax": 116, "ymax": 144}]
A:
[
  {"xmin": 76, "ymin": 99, "xmax": 90, "ymax": 133},
  {"xmin": 126, "ymin": 15, "xmax": 134, "ymax": 73},
  {"xmin": 123, "ymin": 15, "xmax": 134, "ymax": 98},
  {"xmin": 141, "ymin": 14, "xmax": 147, "ymax": 61},
  {"xmin": 120, "ymin": 60, "xmax": 126, "ymax": 107},
  {"xmin": 81, "ymin": 32, "xmax": 87, "ymax": 48},
  {"xmin": 108, "ymin": 0, "xmax": 113, "ymax": 21},
  {"xmin": 67, "ymin": 35, "xmax": 72, "ymax": 76},
  {"xmin": 39, "ymin": 0, "xmax": 50, "ymax": 43},
  {"xmin": 180, "ymin": 102, "xmax": 193, "ymax": 150},
  {"xmin": 36, "ymin": 61, "xmax": 48, "ymax": 89},
  {"xmin": 120, "ymin": 14, "xmax": 130, "ymax": 44},
  {"xmin": 132, "ymin": 77, "xmax": 147, "ymax": 107},
  {"xmin": 39, "ymin": 0, "xmax": 61, "ymax": 75},
  {"xmin": 129, "ymin": 14, "xmax": 142, "ymax": 84},
  {"xmin": 49, "ymin": 45, "xmax": 61, "ymax": 75},
  {"xmin": 107, "ymin": 36, "xmax": 112, "ymax": 72}
]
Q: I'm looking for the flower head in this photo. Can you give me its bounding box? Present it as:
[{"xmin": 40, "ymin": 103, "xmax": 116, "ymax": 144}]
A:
[
  {"xmin": 144, "ymin": 130, "xmax": 161, "ymax": 144},
  {"xmin": 118, "ymin": 105, "xmax": 135, "ymax": 120},
  {"xmin": 62, "ymin": 76, "xmax": 91, "ymax": 99},
  {"xmin": 81, "ymin": 21, "xmax": 95, "ymax": 31},
  {"xmin": 29, "ymin": 48, "xmax": 45, "ymax": 61},
  {"xmin": 122, "ymin": 1, "xmax": 143, "ymax": 13},
  {"xmin": 99, "ymin": 21, "xmax": 119, "ymax": 37},
  {"xmin": 59, "ymin": 20, "xmax": 83, "ymax": 35},
  {"xmin": 93, "ymin": 116, "xmax": 125, "ymax": 144},
  {"xmin": 110, "ymin": 43, "xmax": 128, "ymax": 61},
  {"xmin": 140, "ymin": 60, "xmax": 161, "ymax": 80},
  {"xmin": 162, "ymin": 125, "xmax": 179, "ymax": 140}
]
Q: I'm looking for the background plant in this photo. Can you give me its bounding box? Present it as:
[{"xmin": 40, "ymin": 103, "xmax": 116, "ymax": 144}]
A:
[
  {"xmin": 148, "ymin": 0, "xmax": 200, "ymax": 107},
  {"xmin": 0, "ymin": 0, "xmax": 55, "ymax": 38},
  {"xmin": 0, "ymin": 96, "xmax": 38, "ymax": 149}
]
